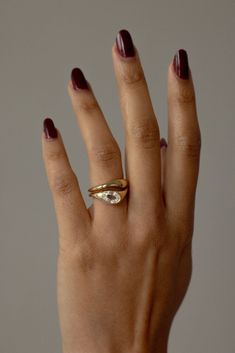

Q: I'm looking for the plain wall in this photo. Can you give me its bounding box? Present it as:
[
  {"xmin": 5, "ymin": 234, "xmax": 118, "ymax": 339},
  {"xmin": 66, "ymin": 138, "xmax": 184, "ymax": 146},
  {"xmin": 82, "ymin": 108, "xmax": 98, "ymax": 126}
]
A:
[{"xmin": 0, "ymin": 0, "xmax": 234, "ymax": 352}]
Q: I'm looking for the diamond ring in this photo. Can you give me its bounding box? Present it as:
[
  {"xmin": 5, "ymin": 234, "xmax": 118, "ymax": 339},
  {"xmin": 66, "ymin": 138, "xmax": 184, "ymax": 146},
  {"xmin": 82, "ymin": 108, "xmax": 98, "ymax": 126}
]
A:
[{"xmin": 88, "ymin": 178, "xmax": 128, "ymax": 205}]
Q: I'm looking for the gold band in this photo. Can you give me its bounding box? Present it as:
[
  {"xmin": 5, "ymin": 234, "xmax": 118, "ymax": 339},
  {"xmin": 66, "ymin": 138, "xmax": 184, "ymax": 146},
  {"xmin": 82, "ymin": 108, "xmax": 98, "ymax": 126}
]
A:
[{"xmin": 88, "ymin": 178, "xmax": 128, "ymax": 205}]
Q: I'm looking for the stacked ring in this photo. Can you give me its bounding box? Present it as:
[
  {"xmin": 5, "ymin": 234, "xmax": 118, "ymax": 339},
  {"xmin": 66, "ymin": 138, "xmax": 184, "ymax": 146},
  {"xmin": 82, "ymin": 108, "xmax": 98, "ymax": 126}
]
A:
[{"xmin": 88, "ymin": 178, "xmax": 129, "ymax": 205}]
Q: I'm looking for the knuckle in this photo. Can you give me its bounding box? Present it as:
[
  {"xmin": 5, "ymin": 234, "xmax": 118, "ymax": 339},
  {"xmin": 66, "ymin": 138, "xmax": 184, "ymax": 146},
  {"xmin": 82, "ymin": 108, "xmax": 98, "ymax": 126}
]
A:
[
  {"xmin": 51, "ymin": 173, "xmax": 77, "ymax": 197},
  {"xmin": 177, "ymin": 223, "xmax": 194, "ymax": 250},
  {"xmin": 130, "ymin": 214, "xmax": 165, "ymax": 251},
  {"xmin": 59, "ymin": 243, "xmax": 95, "ymax": 272},
  {"xmin": 169, "ymin": 213, "xmax": 194, "ymax": 250},
  {"xmin": 175, "ymin": 134, "xmax": 201, "ymax": 158},
  {"xmin": 121, "ymin": 65, "xmax": 145, "ymax": 86},
  {"xmin": 128, "ymin": 119, "xmax": 160, "ymax": 149},
  {"xmin": 74, "ymin": 246, "xmax": 95, "ymax": 272},
  {"xmin": 89, "ymin": 143, "xmax": 121, "ymax": 164},
  {"xmin": 133, "ymin": 227, "xmax": 165, "ymax": 255},
  {"xmin": 176, "ymin": 87, "xmax": 195, "ymax": 105},
  {"xmin": 129, "ymin": 226, "xmax": 151, "ymax": 252},
  {"xmin": 77, "ymin": 98, "xmax": 98, "ymax": 113},
  {"xmin": 46, "ymin": 149, "xmax": 66, "ymax": 162}
]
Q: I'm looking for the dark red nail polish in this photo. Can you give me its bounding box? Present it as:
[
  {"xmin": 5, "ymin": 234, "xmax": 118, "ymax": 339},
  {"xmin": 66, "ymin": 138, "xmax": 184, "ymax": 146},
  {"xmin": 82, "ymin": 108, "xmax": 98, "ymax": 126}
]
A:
[
  {"xmin": 43, "ymin": 117, "xmax": 58, "ymax": 139},
  {"xmin": 71, "ymin": 68, "xmax": 89, "ymax": 90},
  {"xmin": 160, "ymin": 138, "xmax": 168, "ymax": 148},
  {"xmin": 173, "ymin": 49, "xmax": 189, "ymax": 80},
  {"xmin": 116, "ymin": 29, "xmax": 135, "ymax": 58}
]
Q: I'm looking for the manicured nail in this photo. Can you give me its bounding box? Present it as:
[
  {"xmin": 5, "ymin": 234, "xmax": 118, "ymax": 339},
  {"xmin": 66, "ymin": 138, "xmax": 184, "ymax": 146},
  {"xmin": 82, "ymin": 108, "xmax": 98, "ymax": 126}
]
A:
[
  {"xmin": 71, "ymin": 67, "xmax": 89, "ymax": 90},
  {"xmin": 160, "ymin": 138, "xmax": 168, "ymax": 148},
  {"xmin": 173, "ymin": 49, "xmax": 189, "ymax": 80},
  {"xmin": 116, "ymin": 29, "xmax": 135, "ymax": 58},
  {"xmin": 43, "ymin": 117, "xmax": 58, "ymax": 139}
]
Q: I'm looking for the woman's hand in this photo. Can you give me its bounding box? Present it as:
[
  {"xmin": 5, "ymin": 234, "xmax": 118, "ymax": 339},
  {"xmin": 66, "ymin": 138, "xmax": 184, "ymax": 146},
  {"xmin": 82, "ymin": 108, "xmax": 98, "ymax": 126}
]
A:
[{"xmin": 42, "ymin": 29, "xmax": 201, "ymax": 353}]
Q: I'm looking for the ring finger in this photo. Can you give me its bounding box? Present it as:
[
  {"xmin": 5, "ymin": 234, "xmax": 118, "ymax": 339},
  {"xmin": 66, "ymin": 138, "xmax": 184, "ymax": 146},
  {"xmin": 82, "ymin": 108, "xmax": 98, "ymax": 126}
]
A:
[{"xmin": 67, "ymin": 68, "xmax": 126, "ymax": 220}]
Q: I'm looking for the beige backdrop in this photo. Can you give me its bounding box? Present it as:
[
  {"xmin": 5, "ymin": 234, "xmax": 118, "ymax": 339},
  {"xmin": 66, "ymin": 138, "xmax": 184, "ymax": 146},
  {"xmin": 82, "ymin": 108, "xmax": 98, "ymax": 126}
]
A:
[{"xmin": 0, "ymin": 0, "xmax": 234, "ymax": 352}]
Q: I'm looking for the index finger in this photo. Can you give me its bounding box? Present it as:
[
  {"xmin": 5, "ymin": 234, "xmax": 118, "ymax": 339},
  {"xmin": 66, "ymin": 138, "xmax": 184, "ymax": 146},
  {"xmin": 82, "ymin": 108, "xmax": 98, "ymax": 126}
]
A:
[{"xmin": 42, "ymin": 118, "xmax": 90, "ymax": 252}]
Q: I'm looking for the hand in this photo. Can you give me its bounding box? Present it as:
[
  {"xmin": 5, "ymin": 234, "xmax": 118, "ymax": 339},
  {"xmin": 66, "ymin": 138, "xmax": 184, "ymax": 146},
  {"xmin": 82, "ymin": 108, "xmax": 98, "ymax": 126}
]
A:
[{"xmin": 42, "ymin": 29, "xmax": 201, "ymax": 353}]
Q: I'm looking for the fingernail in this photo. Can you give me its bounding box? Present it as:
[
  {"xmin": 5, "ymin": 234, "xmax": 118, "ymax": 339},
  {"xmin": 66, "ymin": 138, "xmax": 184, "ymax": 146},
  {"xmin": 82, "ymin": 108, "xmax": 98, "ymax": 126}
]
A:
[
  {"xmin": 71, "ymin": 67, "xmax": 89, "ymax": 90},
  {"xmin": 116, "ymin": 29, "xmax": 135, "ymax": 58},
  {"xmin": 43, "ymin": 117, "xmax": 58, "ymax": 139},
  {"xmin": 173, "ymin": 49, "xmax": 189, "ymax": 80},
  {"xmin": 160, "ymin": 138, "xmax": 168, "ymax": 148}
]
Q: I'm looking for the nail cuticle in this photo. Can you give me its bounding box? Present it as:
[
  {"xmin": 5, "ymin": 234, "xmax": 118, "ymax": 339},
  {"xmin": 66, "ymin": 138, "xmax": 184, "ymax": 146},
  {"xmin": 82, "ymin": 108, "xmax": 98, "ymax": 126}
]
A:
[
  {"xmin": 173, "ymin": 49, "xmax": 189, "ymax": 80},
  {"xmin": 160, "ymin": 138, "xmax": 168, "ymax": 148},
  {"xmin": 71, "ymin": 68, "xmax": 89, "ymax": 90},
  {"xmin": 43, "ymin": 117, "xmax": 58, "ymax": 139},
  {"xmin": 116, "ymin": 29, "xmax": 136, "ymax": 58},
  {"xmin": 114, "ymin": 42, "xmax": 136, "ymax": 62}
]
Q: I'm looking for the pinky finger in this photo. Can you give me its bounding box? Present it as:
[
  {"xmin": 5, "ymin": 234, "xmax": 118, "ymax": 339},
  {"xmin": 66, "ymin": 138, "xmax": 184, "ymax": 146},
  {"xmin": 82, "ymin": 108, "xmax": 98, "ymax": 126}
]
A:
[{"xmin": 41, "ymin": 118, "xmax": 90, "ymax": 251}]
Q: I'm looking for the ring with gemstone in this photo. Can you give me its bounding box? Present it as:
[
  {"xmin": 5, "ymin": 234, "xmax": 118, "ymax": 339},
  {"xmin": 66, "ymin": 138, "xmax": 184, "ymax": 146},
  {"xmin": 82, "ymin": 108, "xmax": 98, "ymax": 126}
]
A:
[{"xmin": 88, "ymin": 178, "xmax": 128, "ymax": 205}]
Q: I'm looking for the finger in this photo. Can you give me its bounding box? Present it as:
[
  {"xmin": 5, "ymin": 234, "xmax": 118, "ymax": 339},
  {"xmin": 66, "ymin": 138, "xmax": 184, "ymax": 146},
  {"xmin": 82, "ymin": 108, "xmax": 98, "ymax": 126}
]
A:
[
  {"xmin": 42, "ymin": 118, "xmax": 90, "ymax": 250},
  {"xmin": 67, "ymin": 68, "xmax": 126, "ymax": 219},
  {"xmin": 166, "ymin": 49, "xmax": 201, "ymax": 227},
  {"xmin": 160, "ymin": 138, "xmax": 168, "ymax": 205},
  {"xmin": 112, "ymin": 29, "xmax": 161, "ymax": 215}
]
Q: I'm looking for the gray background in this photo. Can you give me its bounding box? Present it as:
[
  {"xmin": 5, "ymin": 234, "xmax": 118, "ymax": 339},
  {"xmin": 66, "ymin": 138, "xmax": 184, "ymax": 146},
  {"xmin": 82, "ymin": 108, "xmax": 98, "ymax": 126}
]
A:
[{"xmin": 0, "ymin": 0, "xmax": 234, "ymax": 352}]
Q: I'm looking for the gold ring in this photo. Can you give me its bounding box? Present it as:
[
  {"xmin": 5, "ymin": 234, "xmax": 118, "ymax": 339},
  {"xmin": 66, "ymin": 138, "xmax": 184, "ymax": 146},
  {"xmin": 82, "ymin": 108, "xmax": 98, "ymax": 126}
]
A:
[{"xmin": 88, "ymin": 178, "xmax": 128, "ymax": 205}]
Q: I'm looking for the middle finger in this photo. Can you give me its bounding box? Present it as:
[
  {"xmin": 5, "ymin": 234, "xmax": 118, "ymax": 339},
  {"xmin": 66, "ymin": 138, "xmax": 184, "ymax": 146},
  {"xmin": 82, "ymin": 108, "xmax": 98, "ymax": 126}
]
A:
[{"xmin": 112, "ymin": 29, "xmax": 162, "ymax": 215}]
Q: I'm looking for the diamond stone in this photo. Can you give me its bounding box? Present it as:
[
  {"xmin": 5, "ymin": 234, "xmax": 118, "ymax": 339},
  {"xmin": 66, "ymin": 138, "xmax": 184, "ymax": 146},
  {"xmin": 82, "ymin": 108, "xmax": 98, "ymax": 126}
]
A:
[{"xmin": 96, "ymin": 190, "xmax": 121, "ymax": 204}]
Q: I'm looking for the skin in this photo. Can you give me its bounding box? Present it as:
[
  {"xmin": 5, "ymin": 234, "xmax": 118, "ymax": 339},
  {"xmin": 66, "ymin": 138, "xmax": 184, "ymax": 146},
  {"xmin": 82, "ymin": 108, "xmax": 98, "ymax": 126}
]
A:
[{"xmin": 41, "ymin": 41, "xmax": 201, "ymax": 353}]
